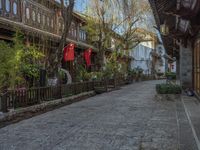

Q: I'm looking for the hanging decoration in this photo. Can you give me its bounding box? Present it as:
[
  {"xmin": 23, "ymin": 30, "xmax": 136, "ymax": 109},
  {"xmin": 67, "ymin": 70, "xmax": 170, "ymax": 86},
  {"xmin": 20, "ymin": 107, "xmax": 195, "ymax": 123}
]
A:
[
  {"xmin": 63, "ymin": 43, "xmax": 75, "ymax": 61},
  {"xmin": 84, "ymin": 48, "xmax": 92, "ymax": 67},
  {"xmin": 160, "ymin": 23, "xmax": 169, "ymax": 36}
]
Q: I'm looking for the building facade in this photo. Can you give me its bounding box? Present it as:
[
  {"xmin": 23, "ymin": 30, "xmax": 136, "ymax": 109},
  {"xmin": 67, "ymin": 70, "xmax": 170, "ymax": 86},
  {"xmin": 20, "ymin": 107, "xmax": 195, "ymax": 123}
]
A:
[
  {"xmin": 149, "ymin": 0, "xmax": 200, "ymax": 95},
  {"xmin": 0, "ymin": 0, "xmax": 97, "ymax": 82},
  {"xmin": 130, "ymin": 29, "xmax": 166, "ymax": 75},
  {"xmin": 130, "ymin": 42, "xmax": 153, "ymax": 75}
]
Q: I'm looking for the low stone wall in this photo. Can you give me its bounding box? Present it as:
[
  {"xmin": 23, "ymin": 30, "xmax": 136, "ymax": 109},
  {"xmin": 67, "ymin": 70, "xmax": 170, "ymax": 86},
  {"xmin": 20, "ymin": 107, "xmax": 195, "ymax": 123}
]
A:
[
  {"xmin": 155, "ymin": 94, "xmax": 181, "ymax": 101},
  {"xmin": 0, "ymin": 91, "xmax": 95, "ymax": 125}
]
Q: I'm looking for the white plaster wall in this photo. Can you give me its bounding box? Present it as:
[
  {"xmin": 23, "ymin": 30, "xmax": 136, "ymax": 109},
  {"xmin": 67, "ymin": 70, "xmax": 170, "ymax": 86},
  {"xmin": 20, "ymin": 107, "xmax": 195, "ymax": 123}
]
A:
[
  {"xmin": 130, "ymin": 44, "xmax": 152, "ymax": 74},
  {"xmin": 130, "ymin": 42, "xmax": 166, "ymax": 74}
]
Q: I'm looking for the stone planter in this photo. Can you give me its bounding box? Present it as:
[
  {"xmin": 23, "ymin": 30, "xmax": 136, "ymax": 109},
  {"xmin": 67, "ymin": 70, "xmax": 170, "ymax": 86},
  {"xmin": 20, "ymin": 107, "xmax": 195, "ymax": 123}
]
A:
[
  {"xmin": 94, "ymin": 87, "xmax": 107, "ymax": 94},
  {"xmin": 155, "ymin": 93, "xmax": 180, "ymax": 101}
]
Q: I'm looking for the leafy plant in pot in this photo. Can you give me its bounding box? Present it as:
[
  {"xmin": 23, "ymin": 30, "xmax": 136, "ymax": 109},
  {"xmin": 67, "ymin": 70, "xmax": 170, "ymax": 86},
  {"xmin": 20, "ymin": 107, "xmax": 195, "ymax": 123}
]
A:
[{"xmin": 156, "ymin": 84, "xmax": 181, "ymax": 94}]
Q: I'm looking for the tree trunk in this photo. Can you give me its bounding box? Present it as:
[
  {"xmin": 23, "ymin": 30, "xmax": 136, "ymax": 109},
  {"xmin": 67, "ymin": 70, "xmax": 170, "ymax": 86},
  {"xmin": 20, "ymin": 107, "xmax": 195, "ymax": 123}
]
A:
[{"xmin": 47, "ymin": 0, "xmax": 75, "ymax": 79}]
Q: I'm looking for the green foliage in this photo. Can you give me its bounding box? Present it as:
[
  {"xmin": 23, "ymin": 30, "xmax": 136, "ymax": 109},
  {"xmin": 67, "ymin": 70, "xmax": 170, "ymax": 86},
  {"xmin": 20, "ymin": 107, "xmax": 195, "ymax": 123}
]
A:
[
  {"xmin": 103, "ymin": 51, "xmax": 128, "ymax": 79},
  {"xmin": 135, "ymin": 67, "xmax": 144, "ymax": 74},
  {"xmin": 157, "ymin": 72, "xmax": 164, "ymax": 77},
  {"xmin": 165, "ymin": 72, "xmax": 176, "ymax": 80},
  {"xmin": 0, "ymin": 41, "xmax": 15, "ymax": 88},
  {"xmin": 0, "ymin": 31, "xmax": 44, "ymax": 89},
  {"xmin": 89, "ymin": 72, "xmax": 103, "ymax": 81},
  {"xmin": 75, "ymin": 63, "xmax": 103, "ymax": 82},
  {"xmin": 128, "ymin": 68, "xmax": 137, "ymax": 76},
  {"xmin": 58, "ymin": 69, "xmax": 66, "ymax": 80},
  {"xmin": 19, "ymin": 45, "xmax": 44, "ymax": 79},
  {"xmin": 82, "ymin": 18, "xmax": 99, "ymax": 46},
  {"xmin": 75, "ymin": 64, "xmax": 88, "ymax": 82},
  {"xmin": 156, "ymin": 84, "xmax": 181, "ymax": 94}
]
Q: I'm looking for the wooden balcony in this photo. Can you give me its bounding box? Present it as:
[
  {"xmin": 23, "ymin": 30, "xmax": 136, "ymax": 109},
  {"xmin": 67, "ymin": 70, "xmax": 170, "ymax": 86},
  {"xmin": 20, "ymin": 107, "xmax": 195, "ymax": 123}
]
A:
[{"xmin": 0, "ymin": 0, "xmax": 88, "ymax": 44}]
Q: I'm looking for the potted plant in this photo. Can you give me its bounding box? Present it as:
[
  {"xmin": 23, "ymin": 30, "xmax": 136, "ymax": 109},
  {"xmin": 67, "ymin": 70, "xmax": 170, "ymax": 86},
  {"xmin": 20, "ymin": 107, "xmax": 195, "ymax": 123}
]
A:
[
  {"xmin": 165, "ymin": 72, "xmax": 176, "ymax": 80},
  {"xmin": 135, "ymin": 67, "xmax": 143, "ymax": 82},
  {"xmin": 155, "ymin": 83, "xmax": 181, "ymax": 101}
]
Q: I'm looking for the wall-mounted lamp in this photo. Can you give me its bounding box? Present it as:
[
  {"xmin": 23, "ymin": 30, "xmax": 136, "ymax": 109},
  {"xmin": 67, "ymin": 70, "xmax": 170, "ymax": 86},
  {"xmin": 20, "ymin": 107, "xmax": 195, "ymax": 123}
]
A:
[{"xmin": 160, "ymin": 22, "xmax": 169, "ymax": 36}]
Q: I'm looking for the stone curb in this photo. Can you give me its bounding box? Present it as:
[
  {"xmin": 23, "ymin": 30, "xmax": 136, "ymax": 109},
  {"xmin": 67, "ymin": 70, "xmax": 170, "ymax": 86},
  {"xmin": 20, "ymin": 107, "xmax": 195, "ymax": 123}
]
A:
[{"xmin": 181, "ymin": 95, "xmax": 200, "ymax": 150}]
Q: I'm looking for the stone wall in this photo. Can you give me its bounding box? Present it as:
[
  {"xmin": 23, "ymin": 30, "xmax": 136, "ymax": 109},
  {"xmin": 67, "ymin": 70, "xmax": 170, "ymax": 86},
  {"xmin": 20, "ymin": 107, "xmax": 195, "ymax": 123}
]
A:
[{"xmin": 179, "ymin": 42, "xmax": 193, "ymax": 89}]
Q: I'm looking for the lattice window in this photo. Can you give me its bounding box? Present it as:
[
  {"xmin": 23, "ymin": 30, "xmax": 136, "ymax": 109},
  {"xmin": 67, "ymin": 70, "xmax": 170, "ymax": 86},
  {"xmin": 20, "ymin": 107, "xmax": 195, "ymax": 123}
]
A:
[
  {"xmin": 0, "ymin": 0, "xmax": 2, "ymax": 9},
  {"xmin": 51, "ymin": 19, "xmax": 53, "ymax": 28},
  {"xmin": 26, "ymin": 7, "xmax": 30, "ymax": 19},
  {"xmin": 32, "ymin": 10, "xmax": 36, "ymax": 21},
  {"xmin": 13, "ymin": 1, "xmax": 17, "ymax": 15},
  {"xmin": 5, "ymin": 0, "xmax": 11, "ymax": 12},
  {"xmin": 42, "ymin": 14, "xmax": 45, "ymax": 26},
  {"xmin": 47, "ymin": 16, "xmax": 49, "ymax": 26},
  {"xmin": 37, "ymin": 13, "xmax": 41, "ymax": 23}
]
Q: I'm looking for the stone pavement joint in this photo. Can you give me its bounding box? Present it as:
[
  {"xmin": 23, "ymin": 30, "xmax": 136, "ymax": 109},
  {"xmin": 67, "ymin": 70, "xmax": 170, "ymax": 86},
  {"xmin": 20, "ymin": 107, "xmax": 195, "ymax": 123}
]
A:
[{"xmin": 0, "ymin": 80, "xmax": 198, "ymax": 150}]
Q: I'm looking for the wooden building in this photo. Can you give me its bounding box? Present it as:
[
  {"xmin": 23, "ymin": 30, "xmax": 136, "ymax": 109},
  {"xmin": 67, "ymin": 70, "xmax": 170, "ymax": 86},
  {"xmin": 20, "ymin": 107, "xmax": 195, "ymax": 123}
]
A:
[
  {"xmin": 149, "ymin": 0, "xmax": 200, "ymax": 96},
  {"xmin": 0, "ymin": 0, "xmax": 97, "ymax": 81}
]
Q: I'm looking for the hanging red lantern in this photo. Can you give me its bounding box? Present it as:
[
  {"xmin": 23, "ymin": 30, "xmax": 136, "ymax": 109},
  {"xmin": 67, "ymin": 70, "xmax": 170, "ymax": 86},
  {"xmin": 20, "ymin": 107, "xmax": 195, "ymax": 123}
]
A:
[
  {"xmin": 63, "ymin": 43, "xmax": 75, "ymax": 62},
  {"xmin": 84, "ymin": 48, "xmax": 92, "ymax": 67}
]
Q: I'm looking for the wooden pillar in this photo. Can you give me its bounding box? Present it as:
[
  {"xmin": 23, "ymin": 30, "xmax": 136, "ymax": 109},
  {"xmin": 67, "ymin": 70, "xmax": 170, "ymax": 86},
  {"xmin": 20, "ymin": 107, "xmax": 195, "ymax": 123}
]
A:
[{"xmin": 1, "ymin": 94, "xmax": 8, "ymax": 112}]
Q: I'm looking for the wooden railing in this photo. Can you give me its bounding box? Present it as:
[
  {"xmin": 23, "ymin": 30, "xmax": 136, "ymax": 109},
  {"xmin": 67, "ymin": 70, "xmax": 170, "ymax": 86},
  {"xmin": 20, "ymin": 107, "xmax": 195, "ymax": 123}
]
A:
[
  {"xmin": 0, "ymin": 81, "xmax": 104, "ymax": 112},
  {"xmin": 0, "ymin": 76, "xmax": 154, "ymax": 112}
]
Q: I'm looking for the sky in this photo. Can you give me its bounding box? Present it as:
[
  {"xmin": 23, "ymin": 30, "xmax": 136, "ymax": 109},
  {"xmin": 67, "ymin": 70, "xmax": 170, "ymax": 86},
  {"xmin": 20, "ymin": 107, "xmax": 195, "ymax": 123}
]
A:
[
  {"xmin": 73, "ymin": 0, "xmax": 157, "ymax": 34},
  {"xmin": 55, "ymin": 0, "xmax": 88, "ymax": 12},
  {"xmin": 74, "ymin": 0, "xmax": 88, "ymax": 13}
]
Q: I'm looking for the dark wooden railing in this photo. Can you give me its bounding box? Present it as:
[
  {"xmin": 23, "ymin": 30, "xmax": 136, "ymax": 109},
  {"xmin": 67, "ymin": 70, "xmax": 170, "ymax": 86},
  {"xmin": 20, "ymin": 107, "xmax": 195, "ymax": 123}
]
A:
[
  {"xmin": 0, "ymin": 76, "xmax": 154, "ymax": 112},
  {"xmin": 0, "ymin": 81, "xmax": 103, "ymax": 112}
]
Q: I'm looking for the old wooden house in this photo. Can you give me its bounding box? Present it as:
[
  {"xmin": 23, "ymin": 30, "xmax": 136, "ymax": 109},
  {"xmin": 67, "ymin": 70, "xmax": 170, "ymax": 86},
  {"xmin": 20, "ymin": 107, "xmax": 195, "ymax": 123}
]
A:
[
  {"xmin": 149, "ymin": 0, "xmax": 200, "ymax": 96},
  {"xmin": 0, "ymin": 0, "xmax": 97, "ymax": 82}
]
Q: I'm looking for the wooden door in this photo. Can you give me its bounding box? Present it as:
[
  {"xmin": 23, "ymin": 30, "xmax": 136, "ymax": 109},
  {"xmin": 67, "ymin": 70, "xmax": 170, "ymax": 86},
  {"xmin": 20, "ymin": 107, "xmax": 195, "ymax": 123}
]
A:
[{"xmin": 194, "ymin": 39, "xmax": 200, "ymax": 95}]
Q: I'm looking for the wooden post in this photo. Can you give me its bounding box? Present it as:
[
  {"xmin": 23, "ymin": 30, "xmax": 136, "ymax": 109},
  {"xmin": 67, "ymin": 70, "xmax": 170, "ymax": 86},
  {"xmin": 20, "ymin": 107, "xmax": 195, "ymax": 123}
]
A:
[
  {"xmin": 1, "ymin": 94, "xmax": 8, "ymax": 113},
  {"xmin": 74, "ymin": 83, "xmax": 77, "ymax": 95},
  {"xmin": 105, "ymin": 79, "xmax": 108, "ymax": 92},
  {"xmin": 38, "ymin": 88, "xmax": 41, "ymax": 104},
  {"xmin": 114, "ymin": 75, "xmax": 116, "ymax": 88},
  {"xmin": 59, "ymin": 85, "xmax": 62, "ymax": 99},
  {"xmin": 92, "ymin": 81, "xmax": 95, "ymax": 90}
]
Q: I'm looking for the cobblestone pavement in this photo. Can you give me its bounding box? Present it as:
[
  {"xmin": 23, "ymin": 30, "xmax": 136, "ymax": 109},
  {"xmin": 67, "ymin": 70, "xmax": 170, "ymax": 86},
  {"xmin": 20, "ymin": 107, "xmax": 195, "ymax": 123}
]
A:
[{"xmin": 0, "ymin": 80, "xmax": 196, "ymax": 150}]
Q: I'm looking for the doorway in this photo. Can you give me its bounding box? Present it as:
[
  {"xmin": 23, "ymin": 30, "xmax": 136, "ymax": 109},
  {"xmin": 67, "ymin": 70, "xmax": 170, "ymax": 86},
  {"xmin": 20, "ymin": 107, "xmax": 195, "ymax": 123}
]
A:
[{"xmin": 194, "ymin": 39, "xmax": 200, "ymax": 95}]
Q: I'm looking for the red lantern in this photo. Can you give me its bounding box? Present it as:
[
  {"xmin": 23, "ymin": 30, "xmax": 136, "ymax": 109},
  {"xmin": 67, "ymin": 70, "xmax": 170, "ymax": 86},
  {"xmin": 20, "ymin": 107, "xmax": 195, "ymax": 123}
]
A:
[
  {"xmin": 63, "ymin": 43, "xmax": 75, "ymax": 61},
  {"xmin": 84, "ymin": 48, "xmax": 92, "ymax": 67}
]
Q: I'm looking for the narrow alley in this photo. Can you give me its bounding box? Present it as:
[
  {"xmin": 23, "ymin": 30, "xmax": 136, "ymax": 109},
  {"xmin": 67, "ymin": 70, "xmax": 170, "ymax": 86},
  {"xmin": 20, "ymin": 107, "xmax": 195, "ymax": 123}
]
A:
[{"xmin": 0, "ymin": 81, "xmax": 197, "ymax": 150}]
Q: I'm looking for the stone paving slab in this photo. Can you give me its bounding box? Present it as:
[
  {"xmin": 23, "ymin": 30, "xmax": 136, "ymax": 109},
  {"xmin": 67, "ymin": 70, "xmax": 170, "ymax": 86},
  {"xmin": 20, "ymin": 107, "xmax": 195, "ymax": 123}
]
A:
[{"xmin": 0, "ymin": 80, "xmax": 197, "ymax": 150}]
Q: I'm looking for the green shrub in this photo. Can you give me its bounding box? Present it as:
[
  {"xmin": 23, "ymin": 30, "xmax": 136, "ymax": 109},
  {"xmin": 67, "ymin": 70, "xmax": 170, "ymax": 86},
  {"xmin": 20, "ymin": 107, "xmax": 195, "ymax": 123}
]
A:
[
  {"xmin": 157, "ymin": 72, "xmax": 164, "ymax": 77},
  {"xmin": 165, "ymin": 72, "xmax": 176, "ymax": 80},
  {"xmin": 156, "ymin": 84, "xmax": 181, "ymax": 94},
  {"xmin": 0, "ymin": 31, "xmax": 44, "ymax": 89},
  {"xmin": 128, "ymin": 69, "xmax": 136, "ymax": 76}
]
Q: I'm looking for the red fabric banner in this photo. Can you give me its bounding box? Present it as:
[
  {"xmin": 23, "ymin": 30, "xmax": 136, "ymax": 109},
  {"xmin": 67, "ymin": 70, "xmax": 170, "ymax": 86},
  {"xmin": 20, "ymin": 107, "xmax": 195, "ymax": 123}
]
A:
[
  {"xmin": 84, "ymin": 48, "xmax": 92, "ymax": 67},
  {"xmin": 63, "ymin": 43, "xmax": 75, "ymax": 61}
]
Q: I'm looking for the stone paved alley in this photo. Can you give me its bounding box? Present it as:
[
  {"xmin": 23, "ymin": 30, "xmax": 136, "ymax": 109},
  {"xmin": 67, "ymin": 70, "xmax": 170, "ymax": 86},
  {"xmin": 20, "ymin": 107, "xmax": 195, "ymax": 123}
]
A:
[{"xmin": 0, "ymin": 81, "xmax": 198, "ymax": 150}]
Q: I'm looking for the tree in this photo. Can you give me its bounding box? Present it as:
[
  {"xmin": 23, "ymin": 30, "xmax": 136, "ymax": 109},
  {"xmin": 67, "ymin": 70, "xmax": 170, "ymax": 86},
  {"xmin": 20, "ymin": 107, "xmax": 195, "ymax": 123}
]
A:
[
  {"xmin": 85, "ymin": 0, "xmax": 151, "ymax": 70},
  {"xmin": 47, "ymin": 0, "xmax": 75, "ymax": 78},
  {"xmin": 0, "ymin": 41, "xmax": 14, "ymax": 90},
  {"xmin": 0, "ymin": 31, "xmax": 44, "ymax": 90}
]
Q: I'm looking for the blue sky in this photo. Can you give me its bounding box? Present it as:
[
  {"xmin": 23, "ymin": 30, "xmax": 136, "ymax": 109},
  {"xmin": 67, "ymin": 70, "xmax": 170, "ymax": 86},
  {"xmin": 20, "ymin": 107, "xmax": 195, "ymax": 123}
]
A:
[
  {"xmin": 55, "ymin": 0, "xmax": 88, "ymax": 12},
  {"xmin": 74, "ymin": 0, "xmax": 88, "ymax": 13}
]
